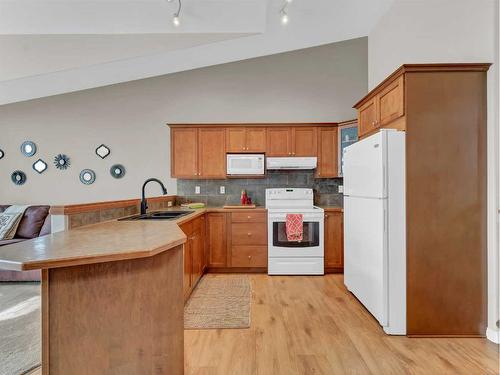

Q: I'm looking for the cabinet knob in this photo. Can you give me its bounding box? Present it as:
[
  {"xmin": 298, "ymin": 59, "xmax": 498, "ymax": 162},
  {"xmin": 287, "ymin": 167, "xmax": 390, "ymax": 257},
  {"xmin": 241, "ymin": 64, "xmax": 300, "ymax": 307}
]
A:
[
  {"xmin": 248, "ymin": 255, "xmax": 252, "ymax": 259},
  {"xmin": 247, "ymin": 233, "xmax": 252, "ymax": 236},
  {"xmin": 247, "ymin": 215, "xmax": 251, "ymax": 219}
]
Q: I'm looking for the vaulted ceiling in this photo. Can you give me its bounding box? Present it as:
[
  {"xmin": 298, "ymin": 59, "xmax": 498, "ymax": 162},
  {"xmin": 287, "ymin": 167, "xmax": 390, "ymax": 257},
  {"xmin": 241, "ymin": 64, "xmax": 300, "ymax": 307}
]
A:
[{"xmin": 0, "ymin": 0, "xmax": 394, "ymax": 105}]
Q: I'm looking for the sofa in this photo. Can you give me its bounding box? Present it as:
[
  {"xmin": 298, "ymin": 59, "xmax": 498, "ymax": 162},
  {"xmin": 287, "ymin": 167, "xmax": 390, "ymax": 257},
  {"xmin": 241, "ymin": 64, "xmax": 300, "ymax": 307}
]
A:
[{"xmin": 0, "ymin": 205, "xmax": 51, "ymax": 282}]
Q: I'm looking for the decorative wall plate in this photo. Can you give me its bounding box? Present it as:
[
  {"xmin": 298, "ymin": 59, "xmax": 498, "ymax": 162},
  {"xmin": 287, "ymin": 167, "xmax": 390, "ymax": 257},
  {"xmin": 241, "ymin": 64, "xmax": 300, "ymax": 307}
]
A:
[
  {"xmin": 79, "ymin": 169, "xmax": 96, "ymax": 185},
  {"xmin": 54, "ymin": 154, "xmax": 70, "ymax": 170},
  {"xmin": 33, "ymin": 159, "xmax": 48, "ymax": 174},
  {"xmin": 21, "ymin": 141, "xmax": 37, "ymax": 157},
  {"xmin": 0, "ymin": 149, "xmax": 4, "ymax": 160},
  {"xmin": 11, "ymin": 170, "xmax": 27, "ymax": 185},
  {"xmin": 95, "ymin": 144, "xmax": 110, "ymax": 159},
  {"xmin": 110, "ymin": 164, "xmax": 126, "ymax": 179}
]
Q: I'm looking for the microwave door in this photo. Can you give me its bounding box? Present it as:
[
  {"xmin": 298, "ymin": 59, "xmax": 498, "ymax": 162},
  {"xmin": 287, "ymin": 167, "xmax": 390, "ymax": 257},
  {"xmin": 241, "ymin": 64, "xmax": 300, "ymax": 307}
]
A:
[{"xmin": 227, "ymin": 154, "xmax": 265, "ymax": 175}]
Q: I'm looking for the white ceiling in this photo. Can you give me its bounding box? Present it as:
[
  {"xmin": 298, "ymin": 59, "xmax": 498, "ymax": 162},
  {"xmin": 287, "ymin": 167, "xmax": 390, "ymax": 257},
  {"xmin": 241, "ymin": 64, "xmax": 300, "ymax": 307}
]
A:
[{"xmin": 0, "ymin": 0, "xmax": 395, "ymax": 105}]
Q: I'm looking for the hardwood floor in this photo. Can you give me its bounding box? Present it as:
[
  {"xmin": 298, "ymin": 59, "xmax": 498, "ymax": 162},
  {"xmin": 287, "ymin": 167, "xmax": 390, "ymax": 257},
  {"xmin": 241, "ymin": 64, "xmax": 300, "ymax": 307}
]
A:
[{"xmin": 185, "ymin": 274, "xmax": 499, "ymax": 375}]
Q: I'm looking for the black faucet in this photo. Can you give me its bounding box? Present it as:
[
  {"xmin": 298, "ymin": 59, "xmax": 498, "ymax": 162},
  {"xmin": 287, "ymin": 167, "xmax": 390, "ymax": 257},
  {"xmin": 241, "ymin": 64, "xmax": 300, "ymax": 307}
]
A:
[{"xmin": 141, "ymin": 178, "xmax": 168, "ymax": 215}]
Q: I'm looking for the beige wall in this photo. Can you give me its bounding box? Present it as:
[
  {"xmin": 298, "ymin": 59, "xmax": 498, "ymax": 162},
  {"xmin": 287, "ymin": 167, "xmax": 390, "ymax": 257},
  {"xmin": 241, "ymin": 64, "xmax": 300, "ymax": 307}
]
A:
[
  {"xmin": 369, "ymin": 0, "xmax": 499, "ymax": 342},
  {"xmin": 0, "ymin": 37, "xmax": 367, "ymax": 205}
]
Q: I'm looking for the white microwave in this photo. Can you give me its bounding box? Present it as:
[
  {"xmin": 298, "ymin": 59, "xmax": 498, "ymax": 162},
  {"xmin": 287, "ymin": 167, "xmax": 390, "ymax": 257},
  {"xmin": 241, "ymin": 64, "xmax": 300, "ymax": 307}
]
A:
[{"xmin": 227, "ymin": 154, "xmax": 265, "ymax": 176}]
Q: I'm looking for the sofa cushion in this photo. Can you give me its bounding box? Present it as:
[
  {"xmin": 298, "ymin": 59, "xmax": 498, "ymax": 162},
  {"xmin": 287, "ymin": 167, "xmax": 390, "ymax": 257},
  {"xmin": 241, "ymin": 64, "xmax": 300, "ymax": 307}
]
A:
[
  {"xmin": 15, "ymin": 205, "xmax": 51, "ymax": 239},
  {"xmin": 0, "ymin": 238, "xmax": 25, "ymax": 247}
]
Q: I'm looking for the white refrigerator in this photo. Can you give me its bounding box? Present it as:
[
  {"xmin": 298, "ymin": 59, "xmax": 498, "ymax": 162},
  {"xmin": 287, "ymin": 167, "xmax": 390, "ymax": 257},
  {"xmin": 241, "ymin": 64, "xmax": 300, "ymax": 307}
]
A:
[{"xmin": 343, "ymin": 129, "xmax": 406, "ymax": 335}]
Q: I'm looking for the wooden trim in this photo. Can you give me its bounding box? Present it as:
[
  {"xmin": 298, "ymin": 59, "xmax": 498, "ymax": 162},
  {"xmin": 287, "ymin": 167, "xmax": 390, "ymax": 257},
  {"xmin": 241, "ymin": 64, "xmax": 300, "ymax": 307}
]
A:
[
  {"xmin": 337, "ymin": 119, "xmax": 357, "ymax": 126},
  {"xmin": 407, "ymin": 334, "xmax": 485, "ymax": 338},
  {"xmin": 206, "ymin": 267, "xmax": 267, "ymax": 273},
  {"xmin": 353, "ymin": 63, "xmax": 492, "ymax": 109},
  {"xmin": 50, "ymin": 195, "xmax": 176, "ymax": 215},
  {"xmin": 168, "ymin": 122, "xmax": 339, "ymax": 128},
  {"xmin": 325, "ymin": 267, "xmax": 343, "ymax": 274},
  {"xmin": 41, "ymin": 269, "xmax": 49, "ymax": 374},
  {"xmin": 322, "ymin": 207, "xmax": 344, "ymax": 212}
]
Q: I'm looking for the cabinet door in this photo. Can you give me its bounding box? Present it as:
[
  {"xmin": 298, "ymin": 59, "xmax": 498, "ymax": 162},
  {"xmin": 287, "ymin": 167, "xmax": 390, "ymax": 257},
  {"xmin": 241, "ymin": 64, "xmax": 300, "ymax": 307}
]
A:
[
  {"xmin": 293, "ymin": 127, "xmax": 317, "ymax": 156},
  {"xmin": 171, "ymin": 128, "xmax": 198, "ymax": 178},
  {"xmin": 358, "ymin": 97, "xmax": 378, "ymax": 138},
  {"xmin": 246, "ymin": 128, "xmax": 267, "ymax": 152},
  {"xmin": 198, "ymin": 128, "xmax": 226, "ymax": 178},
  {"xmin": 226, "ymin": 128, "xmax": 246, "ymax": 153},
  {"xmin": 180, "ymin": 222, "xmax": 193, "ymax": 299},
  {"xmin": 378, "ymin": 75, "xmax": 404, "ymax": 126},
  {"xmin": 316, "ymin": 127, "xmax": 338, "ymax": 178},
  {"xmin": 324, "ymin": 211, "xmax": 343, "ymax": 270},
  {"xmin": 207, "ymin": 213, "xmax": 227, "ymax": 267},
  {"xmin": 266, "ymin": 127, "xmax": 292, "ymax": 156},
  {"xmin": 191, "ymin": 226, "xmax": 203, "ymax": 287}
]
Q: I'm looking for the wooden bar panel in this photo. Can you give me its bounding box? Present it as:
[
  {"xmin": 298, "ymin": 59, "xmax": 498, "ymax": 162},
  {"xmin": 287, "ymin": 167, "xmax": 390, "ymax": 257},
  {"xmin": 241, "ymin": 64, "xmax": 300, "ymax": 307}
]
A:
[
  {"xmin": 43, "ymin": 246, "xmax": 184, "ymax": 374},
  {"xmin": 406, "ymin": 70, "xmax": 487, "ymax": 336}
]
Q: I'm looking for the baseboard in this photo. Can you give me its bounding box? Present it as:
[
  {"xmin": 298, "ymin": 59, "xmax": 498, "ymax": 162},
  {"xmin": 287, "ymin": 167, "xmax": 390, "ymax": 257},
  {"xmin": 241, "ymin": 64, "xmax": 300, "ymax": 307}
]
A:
[
  {"xmin": 486, "ymin": 327, "xmax": 500, "ymax": 344},
  {"xmin": 325, "ymin": 267, "xmax": 343, "ymax": 274},
  {"xmin": 206, "ymin": 267, "xmax": 267, "ymax": 274}
]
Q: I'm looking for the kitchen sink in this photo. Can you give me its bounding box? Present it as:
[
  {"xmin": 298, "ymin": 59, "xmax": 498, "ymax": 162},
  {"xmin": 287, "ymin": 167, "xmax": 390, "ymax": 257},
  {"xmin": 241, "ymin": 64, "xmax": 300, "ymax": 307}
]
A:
[{"xmin": 119, "ymin": 210, "xmax": 194, "ymax": 221}]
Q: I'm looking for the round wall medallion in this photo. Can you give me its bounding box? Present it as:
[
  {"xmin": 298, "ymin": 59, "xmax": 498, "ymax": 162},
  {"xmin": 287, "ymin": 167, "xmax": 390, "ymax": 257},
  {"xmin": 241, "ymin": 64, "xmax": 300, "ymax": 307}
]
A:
[
  {"xmin": 0, "ymin": 149, "xmax": 4, "ymax": 160},
  {"xmin": 54, "ymin": 154, "xmax": 70, "ymax": 170},
  {"xmin": 110, "ymin": 164, "xmax": 126, "ymax": 179},
  {"xmin": 95, "ymin": 144, "xmax": 111, "ymax": 159},
  {"xmin": 20, "ymin": 141, "xmax": 37, "ymax": 157},
  {"xmin": 79, "ymin": 169, "xmax": 96, "ymax": 185},
  {"xmin": 33, "ymin": 159, "xmax": 48, "ymax": 174},
  {"xmin": 11, "ymin": 170, "xmax": 27, "ymax": 185}
]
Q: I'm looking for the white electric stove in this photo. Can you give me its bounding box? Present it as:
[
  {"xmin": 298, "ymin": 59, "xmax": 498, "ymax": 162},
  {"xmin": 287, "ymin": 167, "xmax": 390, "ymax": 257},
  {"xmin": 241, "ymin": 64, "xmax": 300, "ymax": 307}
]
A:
[{"xmin": 266, "ymin": 188, "xmax": 324, "ymax": 275}]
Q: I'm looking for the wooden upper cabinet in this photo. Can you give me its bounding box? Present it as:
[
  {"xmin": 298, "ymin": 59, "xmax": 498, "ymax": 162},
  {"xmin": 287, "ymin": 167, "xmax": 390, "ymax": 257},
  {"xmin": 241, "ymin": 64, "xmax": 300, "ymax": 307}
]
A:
[
  {"xmin": 207, "ymin": 213, "xmax": 227, "ymax": 268},
  {"xmin": 378, "ymin": 75, "xmax": 404, "ymax": 126},
  {"xmin": 354, "ymin": 72, "xmax": 405, "ymax": 139},
  {"xmin": 226, "ymin": 128, "xmax": 246, "ymax": 152},
  {"xmin": 266, "ymin": 127, "xmax": 292, "ymax": 156},
  {"xmin": 316, "ymin": 127, "xmax": 338, "ymax": 178},
  {"xmin": 198, "ymin": 128, "xmax": 226, "ymax": 179},
  {"xmin": 246, "ymin": 128, "xmax": 266, "ymax": 152},
  {"xmin": 324, "ymin": 211, "xmax": 343, "ymax": 271},
  {"xmin": 226, "ymin": 127, "xmax": 266, "ymax": 153},
  {"xmin": 171, "ymin": 128, "xmax": 198, "ymax": 178},
  {"xmin": 358, "ymin": 97, "xmax": 378, "ymax": 138},
  {"xmin": 293, "ymin": 127, "xmax": 317, "ymax": 156}
]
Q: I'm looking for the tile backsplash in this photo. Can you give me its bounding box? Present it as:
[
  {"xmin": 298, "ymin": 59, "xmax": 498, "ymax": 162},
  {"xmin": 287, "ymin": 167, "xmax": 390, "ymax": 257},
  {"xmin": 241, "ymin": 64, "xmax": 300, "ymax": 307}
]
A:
[{"xmin": 177, "ymin": 171, "xmax": 343, "ymax": 207}]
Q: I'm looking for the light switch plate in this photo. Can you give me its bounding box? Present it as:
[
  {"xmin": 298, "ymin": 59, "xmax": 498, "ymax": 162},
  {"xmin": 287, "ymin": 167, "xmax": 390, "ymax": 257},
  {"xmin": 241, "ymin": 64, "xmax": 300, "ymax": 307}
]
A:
[
  {"xmin": 167, "ymin": 201, "xmax": 173, "ymax": 207},
  {"xmin": 220, "ymin": 186, "xmax": 225, "ymax": 194},
  {"xmin": 338, "ymin": 185, "xmax": 344, "ymax": 193},
  {"xmin": 195, "ymin": 186, "xmax": 200, "ymax": 194}
]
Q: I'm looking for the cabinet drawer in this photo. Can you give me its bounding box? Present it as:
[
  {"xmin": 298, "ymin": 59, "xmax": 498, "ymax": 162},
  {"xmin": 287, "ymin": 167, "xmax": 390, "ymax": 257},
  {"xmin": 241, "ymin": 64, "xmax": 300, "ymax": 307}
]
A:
[
  {"xmin": 231, "ymin": 223, "xmax": 267, "ymax": 245},
  {"xmin": 231, "ymin": 212, "xmax": 267, "ymax": 223},
  {"xmin": 231, "ymin": 246, "xmax": 267, "ymax": 267}
]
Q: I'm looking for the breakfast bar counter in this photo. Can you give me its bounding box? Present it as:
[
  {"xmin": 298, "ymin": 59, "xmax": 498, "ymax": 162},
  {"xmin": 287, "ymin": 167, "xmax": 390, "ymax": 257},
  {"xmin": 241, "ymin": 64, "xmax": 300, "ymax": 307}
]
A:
[{"xmin": 0, "ymin": 220, "xmax": 187, "ymax": 375}]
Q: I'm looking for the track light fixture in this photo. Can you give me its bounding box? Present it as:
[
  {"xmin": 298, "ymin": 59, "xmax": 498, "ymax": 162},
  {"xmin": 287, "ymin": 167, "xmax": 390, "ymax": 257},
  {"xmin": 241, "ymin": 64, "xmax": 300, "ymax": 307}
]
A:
[
  {"xmin": 167, "ymin": 0, "xmax": 182, "ymax": 27},
  {"xmin": 280, "ymin": 0, "xmax": 292, "ymax": 25}
]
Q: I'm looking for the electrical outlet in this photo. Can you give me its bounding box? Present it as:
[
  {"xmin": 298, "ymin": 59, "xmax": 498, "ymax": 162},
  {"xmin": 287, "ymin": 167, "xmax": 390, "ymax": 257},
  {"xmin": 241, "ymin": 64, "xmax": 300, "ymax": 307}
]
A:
[
  {"xmin": 195, "ymin": 186, "xmax": 200, "ymax": 194},
  {"xmin": 220, "ymin": 186, "xmax": 225, "ymax": 194},
  {"xmin": 167, "ymin": 201, "xmax": 173, "ymax": 207},
  {"xmin": 338, "ymin": 185, "xmax": 344, "ymax": 193}
]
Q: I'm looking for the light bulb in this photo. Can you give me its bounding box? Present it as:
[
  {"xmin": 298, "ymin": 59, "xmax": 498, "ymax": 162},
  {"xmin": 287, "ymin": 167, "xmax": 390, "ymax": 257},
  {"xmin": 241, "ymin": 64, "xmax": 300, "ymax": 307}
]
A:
[
  {"xmin": 173, "ymin": 15, "xmax": 180, "ymax": 26},
  {"xmin": 281, "ymin": 12, "xmax": 289, "ymax": 25}
]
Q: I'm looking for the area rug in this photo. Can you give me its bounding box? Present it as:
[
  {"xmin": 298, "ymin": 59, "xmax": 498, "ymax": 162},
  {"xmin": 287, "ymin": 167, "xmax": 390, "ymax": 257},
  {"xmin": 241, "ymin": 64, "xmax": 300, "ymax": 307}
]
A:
[
  {"xmin": 184, "ymin": 274, "xmax": 251, "ymax": 329},
  {"xmin": 0, "ymin": 282, "xmax": 41, "ymax": 375}
]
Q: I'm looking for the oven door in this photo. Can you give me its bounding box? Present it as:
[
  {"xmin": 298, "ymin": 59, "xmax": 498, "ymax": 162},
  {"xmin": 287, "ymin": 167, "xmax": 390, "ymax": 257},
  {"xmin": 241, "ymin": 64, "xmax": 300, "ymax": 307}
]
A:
[{"xmin": 268, "ymin": 212, "xmax": 324, "ymax": 257}]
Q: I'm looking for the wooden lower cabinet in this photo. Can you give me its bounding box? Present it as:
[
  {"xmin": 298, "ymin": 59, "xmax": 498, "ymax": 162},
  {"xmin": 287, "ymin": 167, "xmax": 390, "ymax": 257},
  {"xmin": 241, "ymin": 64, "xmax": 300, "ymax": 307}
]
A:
[
  {"xmin": 207, "ymin": 213, "xmax": 227, "ymax": 268},
  {"xmin": 180, "ymin": 215, "xmax": 206, "ymax": 301},
  {"xmin": 324, "ymin": 210, "xmax": 343, "ymax": 273},
  {"xmin": 227, "ymin": 212, "xmax": 268, "ymax": 270},
  {"xmin": 231, "ymin": 246, "xmax": 267, "ymax": 267}
]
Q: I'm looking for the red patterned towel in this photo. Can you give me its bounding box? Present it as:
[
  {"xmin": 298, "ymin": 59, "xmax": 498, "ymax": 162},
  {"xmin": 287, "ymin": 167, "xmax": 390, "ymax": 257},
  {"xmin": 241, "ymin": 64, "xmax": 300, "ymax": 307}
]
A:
[{"xmin": 286, "ymin": 214, "xmax": 303, "ymax": 241}]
